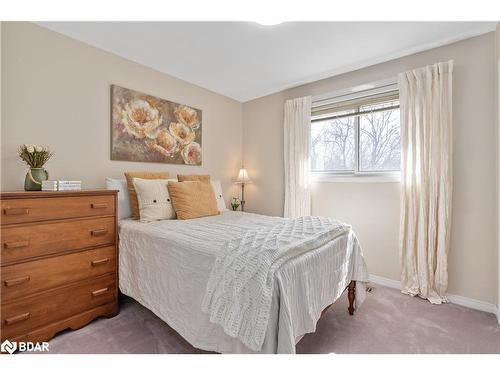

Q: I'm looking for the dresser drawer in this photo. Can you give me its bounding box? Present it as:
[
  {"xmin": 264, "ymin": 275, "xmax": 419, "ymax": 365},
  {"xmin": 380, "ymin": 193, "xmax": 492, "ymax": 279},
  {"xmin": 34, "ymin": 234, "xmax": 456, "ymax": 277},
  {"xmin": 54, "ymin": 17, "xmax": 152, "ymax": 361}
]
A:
[
  {"xmin": 1, "ymin": 246, "xmax": 116, "ymax": 301},
  {"xmin": 1, "ymin": 195, "xmax": 115, "ymax": 225},
  {"xmin": 1, "ymin": 217, "xmax": 115, "ymax": 264},
  {"xmin": 1, "ymin": 274, "xmax": 116, "ymax": 340}
]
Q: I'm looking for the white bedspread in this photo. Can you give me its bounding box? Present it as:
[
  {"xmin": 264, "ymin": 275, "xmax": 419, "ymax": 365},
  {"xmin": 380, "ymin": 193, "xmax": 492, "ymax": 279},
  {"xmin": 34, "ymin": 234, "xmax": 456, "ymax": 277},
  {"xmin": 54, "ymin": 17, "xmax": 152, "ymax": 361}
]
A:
[
  {"xmin": 119, "ymin": 211, "xmax": 369, "ymax": 354},
  {"xmin": 202, "ymin": 216, "xmax": 352, "ymax": 351}
]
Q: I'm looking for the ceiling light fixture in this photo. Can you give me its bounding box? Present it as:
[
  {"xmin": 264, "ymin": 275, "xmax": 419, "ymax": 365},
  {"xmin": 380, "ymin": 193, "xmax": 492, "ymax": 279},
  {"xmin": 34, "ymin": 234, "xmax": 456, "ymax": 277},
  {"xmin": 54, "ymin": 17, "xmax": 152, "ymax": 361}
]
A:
[{"xmin": 255, "ymin": 21, "xmax": 283, "ymax": 26}]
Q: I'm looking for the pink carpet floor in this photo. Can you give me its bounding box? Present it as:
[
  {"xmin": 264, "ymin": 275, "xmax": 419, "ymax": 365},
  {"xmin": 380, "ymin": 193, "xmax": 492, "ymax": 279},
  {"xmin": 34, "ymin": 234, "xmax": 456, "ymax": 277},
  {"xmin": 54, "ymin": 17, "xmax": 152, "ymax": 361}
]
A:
[{"xmin": 40, "ymin": 284, "xmax": 500, "ymax": 354}]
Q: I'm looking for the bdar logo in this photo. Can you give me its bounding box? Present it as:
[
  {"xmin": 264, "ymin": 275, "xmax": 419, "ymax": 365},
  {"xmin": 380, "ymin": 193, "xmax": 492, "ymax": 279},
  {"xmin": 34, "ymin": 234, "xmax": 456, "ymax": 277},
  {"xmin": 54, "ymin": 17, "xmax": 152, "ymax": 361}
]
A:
[{"xmin": 1, "ymin": 339, "xmax": 17, "ymax": 354}]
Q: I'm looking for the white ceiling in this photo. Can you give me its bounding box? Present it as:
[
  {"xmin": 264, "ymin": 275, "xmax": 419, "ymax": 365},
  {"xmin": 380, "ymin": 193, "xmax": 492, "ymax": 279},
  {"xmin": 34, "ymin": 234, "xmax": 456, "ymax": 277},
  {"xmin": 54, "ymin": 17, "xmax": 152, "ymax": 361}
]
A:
[{"xmin": 37, "ymin": 22, "xmax": 496, "ymax": 102}]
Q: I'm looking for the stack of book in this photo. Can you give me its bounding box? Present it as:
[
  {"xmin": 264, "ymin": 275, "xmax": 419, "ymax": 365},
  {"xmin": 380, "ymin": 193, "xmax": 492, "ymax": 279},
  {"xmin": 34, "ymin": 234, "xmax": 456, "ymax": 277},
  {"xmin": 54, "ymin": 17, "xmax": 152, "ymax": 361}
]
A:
[
  {"xmin": 57, "ymin": 180, "xmax": 82, "ymax": 191},
  {"xmin": 42, "ymin": 180, "xmax": 82, "ymax": 191}
]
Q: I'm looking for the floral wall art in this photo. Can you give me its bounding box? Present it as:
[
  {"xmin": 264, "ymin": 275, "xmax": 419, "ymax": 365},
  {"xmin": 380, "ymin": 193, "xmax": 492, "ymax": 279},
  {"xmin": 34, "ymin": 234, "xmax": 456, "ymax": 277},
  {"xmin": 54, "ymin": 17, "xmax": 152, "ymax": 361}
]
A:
[{"xmin": 111, "ymin": 85, "xmax": 202, "ymax": 165}]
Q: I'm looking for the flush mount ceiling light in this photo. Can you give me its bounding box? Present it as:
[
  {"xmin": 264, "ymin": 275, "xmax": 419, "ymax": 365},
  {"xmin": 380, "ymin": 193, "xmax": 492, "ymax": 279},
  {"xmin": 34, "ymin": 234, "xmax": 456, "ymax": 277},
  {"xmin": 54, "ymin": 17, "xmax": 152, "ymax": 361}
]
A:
[{"xmin": 255, "ymin": 21, "xmax": 284, "ymax": 26}]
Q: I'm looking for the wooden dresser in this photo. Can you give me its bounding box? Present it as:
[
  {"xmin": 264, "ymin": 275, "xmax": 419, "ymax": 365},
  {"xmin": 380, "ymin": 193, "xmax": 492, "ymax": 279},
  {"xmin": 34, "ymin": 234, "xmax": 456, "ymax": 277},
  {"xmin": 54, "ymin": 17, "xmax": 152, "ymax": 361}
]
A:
[{"xmin": 0, "ymin": 190, "xmax": 119, "ymax": 343}]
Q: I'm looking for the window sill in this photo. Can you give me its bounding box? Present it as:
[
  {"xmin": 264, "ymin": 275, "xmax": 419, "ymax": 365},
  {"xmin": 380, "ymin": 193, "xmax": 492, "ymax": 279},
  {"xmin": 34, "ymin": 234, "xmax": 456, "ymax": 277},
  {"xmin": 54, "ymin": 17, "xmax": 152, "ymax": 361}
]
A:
[{"xmin": 311, "ymin": 172, "xmax": 401, "ymax": 183}]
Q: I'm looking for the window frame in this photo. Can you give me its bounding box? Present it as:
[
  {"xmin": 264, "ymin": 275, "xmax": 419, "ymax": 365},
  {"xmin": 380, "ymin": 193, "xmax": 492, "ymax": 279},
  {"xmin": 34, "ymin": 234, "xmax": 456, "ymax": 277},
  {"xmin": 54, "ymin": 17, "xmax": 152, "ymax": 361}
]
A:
[{"xmin": 310, "ymin": 82, "xmax": 401, "ymax": 183}]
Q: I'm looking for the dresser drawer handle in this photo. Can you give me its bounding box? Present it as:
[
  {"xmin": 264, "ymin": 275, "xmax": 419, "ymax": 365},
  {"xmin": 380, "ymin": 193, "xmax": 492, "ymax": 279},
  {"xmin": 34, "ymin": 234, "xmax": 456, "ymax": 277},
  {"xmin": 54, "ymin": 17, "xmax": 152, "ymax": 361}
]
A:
[
  {"xmin": 91, "ymin": 258, "xmax": 110, "ymax": 266},
  {"xmin": 5, "ymin": 312, "xmax": 30, "ymax": 325},
  {"xmin": 91, "ymin": 229, "xmax": 108, "ymax": 237},
  {"xmin": 4, "ymin": 276, "xmax": 30, "ymax": 287},
  {"xmin": 91, "ymin": 287, "xmax": 109, "ymax": 297},
  {"xmin": 4, "ymin": 240, "xmax": 30, "ymax": 249},
  {"xmin": 91, "ymin": 203, "xmax": 108, "ymax": 209},
  {"xmin": 3, "ymin": 208, "xmax": 29, "ymax": 216}
]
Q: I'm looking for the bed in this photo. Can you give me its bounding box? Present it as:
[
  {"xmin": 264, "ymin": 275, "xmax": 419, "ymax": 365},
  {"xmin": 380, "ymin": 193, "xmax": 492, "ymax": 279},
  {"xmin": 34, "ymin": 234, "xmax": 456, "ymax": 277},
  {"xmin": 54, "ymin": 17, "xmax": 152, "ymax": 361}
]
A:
[{"xmin": 118, "ymin": 210, "xmax": 369, "ymax": 354}]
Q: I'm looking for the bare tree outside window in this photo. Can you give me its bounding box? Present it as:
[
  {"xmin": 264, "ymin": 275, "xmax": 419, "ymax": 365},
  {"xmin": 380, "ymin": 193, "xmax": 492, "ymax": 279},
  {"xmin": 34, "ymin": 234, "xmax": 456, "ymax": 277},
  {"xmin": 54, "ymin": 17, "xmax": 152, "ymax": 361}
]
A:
[
  {"xmin": 311, "ymin": 96, "xmax": 400, "ymax": 174},
  {"xmin": 311, "ymin": 116, "xmax": 354, "ymax": 171},
  {"xmin": 359, "ymin": 102, "xmax": 400, "ymax": 171}
]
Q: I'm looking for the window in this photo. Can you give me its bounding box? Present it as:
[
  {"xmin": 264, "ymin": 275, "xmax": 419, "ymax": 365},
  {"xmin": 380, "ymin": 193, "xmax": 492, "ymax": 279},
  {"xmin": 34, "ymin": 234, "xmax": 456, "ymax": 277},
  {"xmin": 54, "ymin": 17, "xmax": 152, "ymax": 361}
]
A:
[{"xmin": 311, "ymin": 88, "xmax": 400, "ymax": 179}]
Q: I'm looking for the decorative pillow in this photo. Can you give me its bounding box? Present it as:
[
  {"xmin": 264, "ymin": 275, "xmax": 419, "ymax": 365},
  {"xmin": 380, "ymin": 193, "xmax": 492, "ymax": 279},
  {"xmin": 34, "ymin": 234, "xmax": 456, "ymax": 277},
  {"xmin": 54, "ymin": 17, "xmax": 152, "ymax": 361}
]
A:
[
  {"xmin": 105, "ymin": 177, "xmax": 131, "ymax": 220},
  {"xmin": 132, "ymin": 178, "xmax": 176, "ymax": 222},
  {"xmin": 167, "ymin": 181, "xmax": 219, "ymax": 220},
  {"xmin": 177, "ymin": 175, "xmax": 226, "ymax": 211},
  {"xmin": 177, "ymin": 174, "xmax": 210, "ymax": 182},
  {"xmin": 211, "ymin": 179, "xmax": 227, "ymax": 212},
  {"xmin": 125, "ymin": 171, "xmax": 169, "ymax": 219}
]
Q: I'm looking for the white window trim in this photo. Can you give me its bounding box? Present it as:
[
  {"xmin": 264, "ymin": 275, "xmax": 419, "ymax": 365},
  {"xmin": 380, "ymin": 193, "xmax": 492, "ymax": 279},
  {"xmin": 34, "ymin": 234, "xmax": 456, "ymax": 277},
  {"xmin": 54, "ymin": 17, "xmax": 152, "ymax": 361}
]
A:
[
  {"xmin": 311, "ymin": 77, "xmax": 400, "ymax": 183},
  {"xmin": 311, "ymin": 171, "xmax": 401, "ymax": 183},
  {"xmin": 312, "ymin": 77, "xmax": 398, "ymax": 107}
]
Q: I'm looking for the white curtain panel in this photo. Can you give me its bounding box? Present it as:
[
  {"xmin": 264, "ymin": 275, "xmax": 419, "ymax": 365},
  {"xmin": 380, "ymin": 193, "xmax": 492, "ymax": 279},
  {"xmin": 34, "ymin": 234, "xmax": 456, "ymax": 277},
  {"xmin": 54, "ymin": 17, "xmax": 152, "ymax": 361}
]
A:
[
  {"xmin": 283, "ymin": 96, "xmax": 312, "ymax": 218},
  {"xmin": 398, "ymin": 61, "xmax": 453, "ymax": 304}
]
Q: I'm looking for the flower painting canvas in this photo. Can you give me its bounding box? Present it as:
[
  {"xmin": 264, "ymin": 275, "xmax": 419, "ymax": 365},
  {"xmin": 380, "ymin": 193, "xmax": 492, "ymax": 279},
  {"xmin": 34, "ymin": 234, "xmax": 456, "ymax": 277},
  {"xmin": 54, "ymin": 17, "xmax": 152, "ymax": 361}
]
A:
[{"xmin": 111, "ymin": 85, "xmax": 202, "ymax": 165}]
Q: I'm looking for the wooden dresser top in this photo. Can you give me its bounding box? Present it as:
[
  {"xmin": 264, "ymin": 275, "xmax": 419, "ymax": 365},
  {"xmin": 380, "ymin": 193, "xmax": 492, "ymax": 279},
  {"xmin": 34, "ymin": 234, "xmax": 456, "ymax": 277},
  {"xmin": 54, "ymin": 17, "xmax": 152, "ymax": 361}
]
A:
[{"xmin": 1, "ymin": 190, "xmax": 118, "ymax": 199}]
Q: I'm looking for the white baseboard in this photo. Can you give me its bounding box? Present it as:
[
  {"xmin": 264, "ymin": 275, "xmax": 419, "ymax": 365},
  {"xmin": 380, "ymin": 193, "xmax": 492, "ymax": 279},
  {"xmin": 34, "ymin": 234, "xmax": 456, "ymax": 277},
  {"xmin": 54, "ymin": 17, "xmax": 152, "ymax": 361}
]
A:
[
  {"xmin": 368, "ymin": 274, "xmax": 402, "ymax": 289},
  {"xmin": 368, "ymin": 274, "xmax": 498, "ymax": 315},
  {"xmin": 446, "ymin": 294, "xmax": 498, "ymax": 315}
]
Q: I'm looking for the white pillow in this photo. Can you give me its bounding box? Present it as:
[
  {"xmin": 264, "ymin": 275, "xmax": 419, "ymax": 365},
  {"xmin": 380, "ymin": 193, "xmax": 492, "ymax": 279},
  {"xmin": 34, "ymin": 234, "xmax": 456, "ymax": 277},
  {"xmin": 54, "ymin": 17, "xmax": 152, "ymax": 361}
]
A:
[
  {"xmin": 105, "ymin": 177, "xmax": 131, "ymax": 220},
  {"xmin": 211, "ymin": 179, "xmax": 227, "ymax": 211},
  {"xmin": 133, "ymin": 178, "xmax": 176, "ymax": 222}
]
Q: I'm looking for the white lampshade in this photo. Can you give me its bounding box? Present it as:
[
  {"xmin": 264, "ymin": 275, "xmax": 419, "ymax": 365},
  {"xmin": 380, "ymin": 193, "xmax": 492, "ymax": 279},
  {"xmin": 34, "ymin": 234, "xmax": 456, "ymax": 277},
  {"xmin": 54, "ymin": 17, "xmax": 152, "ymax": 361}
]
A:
[{"xmin": 236, "ymin": 168, "xmax": 251, "ymax": 184}]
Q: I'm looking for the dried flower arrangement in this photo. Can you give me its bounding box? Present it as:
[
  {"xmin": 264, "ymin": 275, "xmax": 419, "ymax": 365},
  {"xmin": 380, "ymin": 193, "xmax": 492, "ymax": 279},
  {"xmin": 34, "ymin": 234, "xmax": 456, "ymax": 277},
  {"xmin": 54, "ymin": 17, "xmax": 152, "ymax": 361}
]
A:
[{"xmin": 18, "ymin": 144, "xmax": 54, "ymax": 168}]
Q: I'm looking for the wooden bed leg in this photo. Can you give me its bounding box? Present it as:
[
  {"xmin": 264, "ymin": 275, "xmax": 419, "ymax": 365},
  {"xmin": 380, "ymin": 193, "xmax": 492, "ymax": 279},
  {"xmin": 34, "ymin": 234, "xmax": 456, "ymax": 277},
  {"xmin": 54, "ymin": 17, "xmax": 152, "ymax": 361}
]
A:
[{"xmin": 347, "ymin": 280, "xmax": 356, "ymax": 315}]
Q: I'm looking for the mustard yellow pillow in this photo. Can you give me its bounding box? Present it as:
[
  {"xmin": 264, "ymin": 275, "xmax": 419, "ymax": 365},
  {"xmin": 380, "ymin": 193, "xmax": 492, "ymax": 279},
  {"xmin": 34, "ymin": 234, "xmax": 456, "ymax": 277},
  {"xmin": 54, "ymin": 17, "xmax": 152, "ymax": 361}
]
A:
[
  {"xmin": 167, "ymin": 181, "xmax": 219, "ymax": 220},
  {"xmin": 177, "ymin": 174, "xmax": 211, "ymax": 182},
  {"xmin": 125, "ymin": 171, "xmax": 169, "ymax": 219}
]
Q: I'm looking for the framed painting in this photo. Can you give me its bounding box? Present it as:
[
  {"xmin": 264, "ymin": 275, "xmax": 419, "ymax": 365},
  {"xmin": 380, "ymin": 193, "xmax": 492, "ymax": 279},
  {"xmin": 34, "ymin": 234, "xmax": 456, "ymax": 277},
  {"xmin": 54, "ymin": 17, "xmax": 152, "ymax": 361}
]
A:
[{"xmin": 111, "ymin": 85, "xmax": 202, "ymax": 165}]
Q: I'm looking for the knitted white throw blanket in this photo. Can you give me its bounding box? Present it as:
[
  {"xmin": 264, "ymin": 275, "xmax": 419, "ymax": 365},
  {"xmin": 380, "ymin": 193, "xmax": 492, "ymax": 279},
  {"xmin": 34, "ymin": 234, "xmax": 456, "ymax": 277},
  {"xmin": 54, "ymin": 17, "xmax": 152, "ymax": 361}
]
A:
[{"xmin": 201, "ymin": 216, "xmax": 350, "ymax": 351}]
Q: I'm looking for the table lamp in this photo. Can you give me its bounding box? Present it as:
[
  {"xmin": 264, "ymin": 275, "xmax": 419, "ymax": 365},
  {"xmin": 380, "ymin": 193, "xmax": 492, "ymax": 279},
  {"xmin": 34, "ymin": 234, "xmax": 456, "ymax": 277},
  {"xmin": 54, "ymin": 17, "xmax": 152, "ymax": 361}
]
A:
[{"xmin": 235, "ymin": 168, "xmax": 251, "ymax": 211}]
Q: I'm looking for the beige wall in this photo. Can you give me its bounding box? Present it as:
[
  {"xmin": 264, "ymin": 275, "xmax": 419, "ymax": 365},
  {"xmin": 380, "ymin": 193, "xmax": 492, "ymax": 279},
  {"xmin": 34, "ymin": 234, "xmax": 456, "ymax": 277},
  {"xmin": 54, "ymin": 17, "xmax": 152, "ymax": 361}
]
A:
[
  {"xmin": 243, "ymin": 33, "xmax": 498, "ymax": 304},
  {"xmin": 1, "ymin": 22, "xmax": 243, "ymax": 202},
  {"xmin": 496, "ymin": 23, "xmax": 500, "ymax": 315}
]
